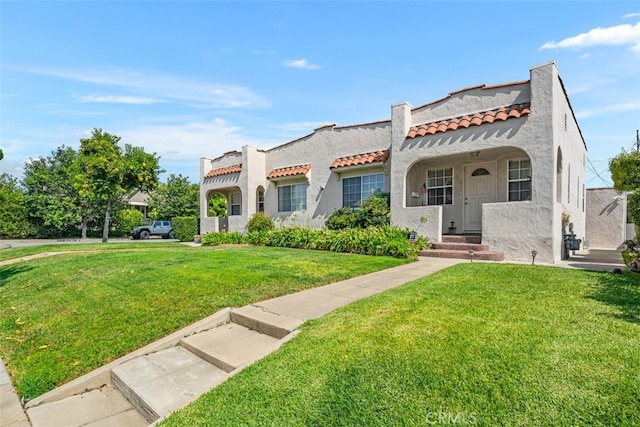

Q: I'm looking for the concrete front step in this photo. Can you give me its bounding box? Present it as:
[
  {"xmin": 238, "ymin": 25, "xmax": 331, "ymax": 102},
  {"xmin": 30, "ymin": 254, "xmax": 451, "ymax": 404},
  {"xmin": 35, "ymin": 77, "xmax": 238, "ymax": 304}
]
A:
[
  {"xmin": 231, "ymin": 304, "xmax": 304, "ymax": 339},
  {"xmin": 420, "ymin": 249, "xmax": 505, "ymax": 261},
  {"xmin": 432, "ymin": 242, "xmax": 490, "ymax": 251},
  {"xmin": 27, "ymin": 386, "xmax": 148, "ymax": 427},
  {"xmin": 180, "ymin": 322, "xmax": 283, "ymax": 373},
  {"xmin": 442, "ymin": 235, "xmax": 482, "ymax": 244},
  {"xmin": 111, "ymin": 345, "xmax": 228, "ymax": 423}
]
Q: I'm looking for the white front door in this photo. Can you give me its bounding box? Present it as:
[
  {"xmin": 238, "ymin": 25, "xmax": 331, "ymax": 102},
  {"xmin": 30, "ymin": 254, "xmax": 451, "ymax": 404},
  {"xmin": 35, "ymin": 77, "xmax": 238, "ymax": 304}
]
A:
[{"xmin": 464, "ymin": 163, "xmax": 496, "ymax": 231}]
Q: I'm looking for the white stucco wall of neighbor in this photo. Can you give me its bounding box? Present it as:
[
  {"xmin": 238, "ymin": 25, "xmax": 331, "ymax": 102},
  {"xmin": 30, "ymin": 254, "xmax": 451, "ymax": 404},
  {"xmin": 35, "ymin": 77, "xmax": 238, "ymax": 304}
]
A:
[{"xmin": 585, "ymin": 188, "xmax": 627, "ymax": 249}]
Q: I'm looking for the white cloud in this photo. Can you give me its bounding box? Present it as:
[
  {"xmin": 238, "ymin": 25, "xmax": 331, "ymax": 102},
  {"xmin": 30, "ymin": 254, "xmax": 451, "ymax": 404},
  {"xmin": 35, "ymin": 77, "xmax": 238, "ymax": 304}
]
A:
[
  {"xmin": 623, "ymin": 13, "xmax": 640, "ymax": 19},
  {"xmin": 117, "ymin": 118, "xmax": 275, "ymax": 162},
  {"xmin": 74, "ymin": 94, "xmax": 163, "ymax": 105},
  {"xmin": 576, "ymin": 100, "xmax": 640, "ymax": 119},
  {"xmin": 282, "ymin": 59, "xmax": 321, "ymax": 70},
  {"xmin": 539, "ymin": 22, "xmax": 640, "ymax": 53},
  {"xmin": 14, "ymin": 65, "xmax": 271, "ymax": 109}
]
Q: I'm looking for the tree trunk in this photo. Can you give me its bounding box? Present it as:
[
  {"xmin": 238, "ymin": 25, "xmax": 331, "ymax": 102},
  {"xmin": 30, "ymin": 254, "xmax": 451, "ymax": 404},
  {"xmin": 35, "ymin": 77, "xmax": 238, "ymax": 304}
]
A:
[
  {"xmin": 81, "ymin": 217, "xmax": 88, "ymax": 239},
  {"xmin": 102, "ymin": 198, "xmax": 112, "ymax": 243}
]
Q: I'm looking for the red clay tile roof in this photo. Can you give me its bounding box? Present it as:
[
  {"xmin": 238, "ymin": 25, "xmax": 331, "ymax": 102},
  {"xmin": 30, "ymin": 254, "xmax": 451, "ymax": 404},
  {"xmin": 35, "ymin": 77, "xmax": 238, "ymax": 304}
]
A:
[
  {"xmin": 267, "ymin": 163, "xmax": 311, "ymax": 179},
  {"xmin": 330, "ymin": 150, "xmax": 390, "ymax": 169},
  {"xmin": 204, "ymin": 163, "xmax": 242, "ymax": 178},
  {"xmin": 406, "ymin": 103, "xmax": 531, "ymax": 139}
]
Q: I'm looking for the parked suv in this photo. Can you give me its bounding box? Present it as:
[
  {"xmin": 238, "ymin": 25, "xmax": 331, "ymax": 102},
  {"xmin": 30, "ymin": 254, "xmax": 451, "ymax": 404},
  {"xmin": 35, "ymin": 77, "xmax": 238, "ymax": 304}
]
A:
[{"xmin": 131, "ymin": 220, "xmax": 174, "ymax": 240}]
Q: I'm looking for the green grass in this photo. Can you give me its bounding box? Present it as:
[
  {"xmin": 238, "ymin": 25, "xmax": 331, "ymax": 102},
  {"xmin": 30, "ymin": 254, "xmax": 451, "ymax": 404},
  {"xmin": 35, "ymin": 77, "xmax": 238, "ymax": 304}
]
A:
[
  {"xmin": 0, "ymin": 245, "xmax": 408, "ymax": 399},
  {"xmin": 0, "ymin": 242, "xmax": 178, "ymax": 262},
  {"xmin": 161, "ymin": 263, "xmax": 640, "ymax": 427}
]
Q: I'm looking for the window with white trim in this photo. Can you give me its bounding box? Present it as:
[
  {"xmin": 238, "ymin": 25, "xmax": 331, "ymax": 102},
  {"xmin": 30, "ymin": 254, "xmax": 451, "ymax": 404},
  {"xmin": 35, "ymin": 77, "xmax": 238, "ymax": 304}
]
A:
[
  {"xmin": 278, "ymin": 183, "xmax": 307, "ymax": 212},
  {"xmin": 427, "ymin": 168, "xmax": 453, "ymax": 205},
  {"xmin": 342, "ymin": 173, "xmax": 384, "ymax": 208},
  {"xmin": 508, "ymin": 160, "xmax": 531, "ymax": 201},
  {"xmin": 257, "ymin": 188, "xmax": 265, "ymax": 212},
  {"xmin": 230, "ymin": 192, "xmax": 241, "ymax": 215}
]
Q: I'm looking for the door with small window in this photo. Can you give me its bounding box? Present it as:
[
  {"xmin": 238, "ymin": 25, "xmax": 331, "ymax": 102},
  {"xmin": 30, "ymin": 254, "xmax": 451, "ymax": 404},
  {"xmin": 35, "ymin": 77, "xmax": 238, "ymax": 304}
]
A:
[{"xmin": 464, "ymin": 163, "xmax": 496, "ymax": 231}]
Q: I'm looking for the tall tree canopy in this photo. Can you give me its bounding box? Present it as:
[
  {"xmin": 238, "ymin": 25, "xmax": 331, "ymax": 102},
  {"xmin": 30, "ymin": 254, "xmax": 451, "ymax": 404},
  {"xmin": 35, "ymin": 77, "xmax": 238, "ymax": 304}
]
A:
[
  {"xmin": 75, "ymin": 129, "xmax": 163, "ymax": 242},
  {"xmin": 0, "ymin": 174, "xmax": 34, "ymax": 238},
  {"xmin": 147, "ymin": 174, "xmax": 199, "ymax": 220},
  {"xmin": 23, "ymin": 146, "xmax": 84, "ymax": 236},
  {"xmin": 609, "ymin": 150, "xmax": 640, "ymax": 227}
]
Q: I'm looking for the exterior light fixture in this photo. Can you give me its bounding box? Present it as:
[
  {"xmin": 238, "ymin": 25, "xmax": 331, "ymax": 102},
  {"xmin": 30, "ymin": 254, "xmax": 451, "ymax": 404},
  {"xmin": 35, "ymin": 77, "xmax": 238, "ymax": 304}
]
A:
[
  {"xmin": 531, "ymin": 250, "xmax": 538, "ymax": 265},
  {"xmin": 468, "ymin": 249, "xmax": 474, "ymax": 262}
]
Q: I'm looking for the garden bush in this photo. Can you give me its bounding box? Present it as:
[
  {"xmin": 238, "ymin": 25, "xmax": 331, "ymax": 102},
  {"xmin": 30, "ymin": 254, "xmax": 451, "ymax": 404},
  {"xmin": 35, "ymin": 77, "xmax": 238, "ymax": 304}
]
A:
[
  {"xmin": 201, "ymin": 231, "xmax": 243, "ymax": 246},
  {"xmin": 247, "ymin": 212, "xmax": 275, "ymax": 233},
  {"xmin": 113, "ymin": 208, "xmax": 144, "ymax": 236},
  {"xmin": 173, "ymin": 216, "xmax": 199, "ymax": 242},
  {"xmin": 325, "ymin": 207, "xmax": 356, "ymax": 230},
  {"xmin": 206, "ymin": 226, "xmax": 429, "ymax": 258},
  {"xmin": 355, "ymin": 190, "xmax": 390, "ymax": 228}
]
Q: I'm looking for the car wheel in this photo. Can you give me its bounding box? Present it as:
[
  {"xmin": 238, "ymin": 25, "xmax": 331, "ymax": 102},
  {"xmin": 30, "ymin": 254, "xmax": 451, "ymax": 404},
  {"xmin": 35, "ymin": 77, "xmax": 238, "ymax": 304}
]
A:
[{"xmin": 140, "ymin": 230, "xmax": 150, "ymax": 240}]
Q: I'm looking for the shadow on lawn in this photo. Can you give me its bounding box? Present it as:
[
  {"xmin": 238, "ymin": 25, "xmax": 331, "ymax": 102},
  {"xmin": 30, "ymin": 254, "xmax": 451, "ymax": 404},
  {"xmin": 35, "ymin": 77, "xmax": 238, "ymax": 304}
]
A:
[
  {"xmin": 0, "ymin": 264, "xmax": 34, "ymax": 288},
  {"xmin": 587, "ymin": 271, "xmax": 640, "ymax": 324}
]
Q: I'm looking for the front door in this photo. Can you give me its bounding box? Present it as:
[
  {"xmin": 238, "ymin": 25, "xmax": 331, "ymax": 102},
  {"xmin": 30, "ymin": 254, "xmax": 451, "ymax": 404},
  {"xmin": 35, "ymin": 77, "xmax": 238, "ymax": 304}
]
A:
[{"xmin": 464, "ymin": 163, "xmax": 496, "ymax": 231}]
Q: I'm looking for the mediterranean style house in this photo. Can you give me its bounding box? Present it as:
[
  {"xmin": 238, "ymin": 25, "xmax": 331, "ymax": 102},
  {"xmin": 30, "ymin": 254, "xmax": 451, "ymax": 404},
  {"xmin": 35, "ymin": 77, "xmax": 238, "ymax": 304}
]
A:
[{"xmin": 200, "ymin": 62, "xmax": 587, "ymax": 263}]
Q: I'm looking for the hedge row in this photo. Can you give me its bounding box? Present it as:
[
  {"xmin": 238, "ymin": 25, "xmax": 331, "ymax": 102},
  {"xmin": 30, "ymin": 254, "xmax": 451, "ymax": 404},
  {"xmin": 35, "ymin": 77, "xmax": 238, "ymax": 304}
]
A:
[
  {"xmin": 201, "ymin": 226, "xmax": 429, "ymax": 258},
  {"xmin": 172, "ymin": 216, "xmax": 199, "ymax": 242}
]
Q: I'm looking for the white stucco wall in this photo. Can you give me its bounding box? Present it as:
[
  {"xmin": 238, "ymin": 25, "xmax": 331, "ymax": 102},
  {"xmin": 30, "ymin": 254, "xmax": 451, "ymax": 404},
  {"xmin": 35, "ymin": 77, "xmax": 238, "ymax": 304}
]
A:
[
  {"xmin": 585, "ymin": 188, "xmax": 627, "ymax": 249},
  {"xmin": 198, "ymin": 62, "xmax": 587, "ymax": 263},
  {"xmin": 263, "ymin": 122, "xmax": 391, "ymax": 228}
]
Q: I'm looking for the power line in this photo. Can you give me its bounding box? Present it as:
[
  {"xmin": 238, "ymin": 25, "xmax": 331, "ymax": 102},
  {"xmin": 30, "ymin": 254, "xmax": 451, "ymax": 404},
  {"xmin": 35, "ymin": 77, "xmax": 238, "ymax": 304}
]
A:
[{"xmin": 586, "ymin": 157, "xmax": 612, "ymax": 187}]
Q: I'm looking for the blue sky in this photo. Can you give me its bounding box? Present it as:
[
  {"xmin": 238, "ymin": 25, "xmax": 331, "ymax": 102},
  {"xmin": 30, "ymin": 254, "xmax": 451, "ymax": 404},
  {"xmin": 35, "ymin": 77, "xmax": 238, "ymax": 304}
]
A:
[{"xmin": 1, "ymin": 1, "xmax": 639, "ymax": 187}]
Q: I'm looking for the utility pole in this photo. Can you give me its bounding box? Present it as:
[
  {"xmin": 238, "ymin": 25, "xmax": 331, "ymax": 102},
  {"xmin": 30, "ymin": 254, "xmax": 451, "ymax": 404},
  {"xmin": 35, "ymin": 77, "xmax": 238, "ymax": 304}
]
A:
[{"xmin": 637, "ymin": 129, "xmax": 639, "ymax": 152}]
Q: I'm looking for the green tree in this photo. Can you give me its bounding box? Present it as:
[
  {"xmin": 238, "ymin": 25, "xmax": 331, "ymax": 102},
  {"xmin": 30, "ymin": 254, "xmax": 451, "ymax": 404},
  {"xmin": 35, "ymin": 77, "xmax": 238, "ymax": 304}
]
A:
[
  {"xmin": 23, "ymin": 146, "xmax": 85, "ymax": 237},
  {"xmin": 208, "ymin": 193, "xmax": 227, "ymax": 218},
  {"xmin": 0, "ymin": 148, "xmax": 4, "ymax": 161},
  {"xmin": 0, "ymin": 174, "xmax": 34, "ymax": 238},
  {"xmin": 75, "ymin": 129, "xmax": 163, "ymax": 242},
  {"xmin": 148, "ymin": 174, "xmax": 199, "ymax": 220},
  {"xmin": 610, "ymin": 151, "xmax": 640, "ymax": 226}
]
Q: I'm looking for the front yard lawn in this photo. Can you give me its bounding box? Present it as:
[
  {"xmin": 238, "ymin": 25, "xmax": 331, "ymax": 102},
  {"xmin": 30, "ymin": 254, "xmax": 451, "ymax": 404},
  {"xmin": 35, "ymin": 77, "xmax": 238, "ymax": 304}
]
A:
[
  {"xmin": 0, "ymin": 245, "xmax": 408, "ymax": 399},
  {"xmin": 161, "ymin": 263, "xmax": 640, "ymax": 426}
]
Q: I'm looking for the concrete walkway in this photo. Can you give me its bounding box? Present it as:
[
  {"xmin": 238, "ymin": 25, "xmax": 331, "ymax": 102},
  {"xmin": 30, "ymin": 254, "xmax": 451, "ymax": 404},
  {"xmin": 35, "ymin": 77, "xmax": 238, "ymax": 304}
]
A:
[{"xmin": 4, "ymin": 257, "xmax": 461, "ymax": 427}]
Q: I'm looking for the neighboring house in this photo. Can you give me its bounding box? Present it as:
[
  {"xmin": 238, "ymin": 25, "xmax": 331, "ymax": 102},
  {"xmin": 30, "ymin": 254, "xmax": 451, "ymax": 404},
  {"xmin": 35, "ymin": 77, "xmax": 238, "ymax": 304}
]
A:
[
  {"xmin": 200, "ymin": 62, "xmax": 587, "ymax": 263},
  {"xmin": 127, "ymin": 191, "xmax": 150, "ymax": 218},
  {"xmin": 585, "ymin": 188, "xmax": 634, "ymax": 249}
]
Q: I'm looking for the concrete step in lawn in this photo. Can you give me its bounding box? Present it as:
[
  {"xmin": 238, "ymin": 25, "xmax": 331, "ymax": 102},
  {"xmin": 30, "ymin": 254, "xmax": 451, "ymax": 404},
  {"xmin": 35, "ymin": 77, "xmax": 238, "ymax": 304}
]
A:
[
  {"xmin": 111, "ymin": 346, "xmax": 229, "ymax": 423},
  {"xmin": 26, "ymin": 305, "xmax": 304, "ymax": 426},
  {"xmin": 25, "ymin": 385, "xmax": 148, "ymax": 427}
]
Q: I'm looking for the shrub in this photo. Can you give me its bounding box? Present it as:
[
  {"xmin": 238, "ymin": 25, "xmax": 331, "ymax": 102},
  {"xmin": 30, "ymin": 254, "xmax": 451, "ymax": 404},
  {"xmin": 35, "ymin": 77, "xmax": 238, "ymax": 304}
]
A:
[
  {"xmin": 325, "ymin": 207, "xmax": 356, "ymax": 230},
  {"xmin": 173, "ymin": 216, "xmax": 199, "ymax": 242},
  {"xmin": 355, "ymin": 190, "xmax": 390, "ymax": 228},
  {"xmin": 201, "ymin": 231, "xmax": 243, "ymax": 246},
  {"xmin": 113, "ymin": 208, "xmax": 144, "ymax": 237},
  {"xmin": 326, "ymin": 191, "xmax": 390, "ymax": 231},
  {"xmin": 247, "ymin": 212, "xmax": 275, "ymax": 233}
]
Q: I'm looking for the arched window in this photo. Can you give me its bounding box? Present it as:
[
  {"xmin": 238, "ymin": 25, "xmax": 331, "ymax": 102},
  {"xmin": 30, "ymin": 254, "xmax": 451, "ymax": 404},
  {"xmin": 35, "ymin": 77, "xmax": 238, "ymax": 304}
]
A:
[
  {"xmin": 556, "ymin": 148, "xmax": 563, "ymax": 203},
  {"xmin": 471, "ymin": 168, "xmax": 490, "ymax": 176},
  {"xmin": 256, "ymin": 187, "xmax": 265, "ymax": 212}
]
